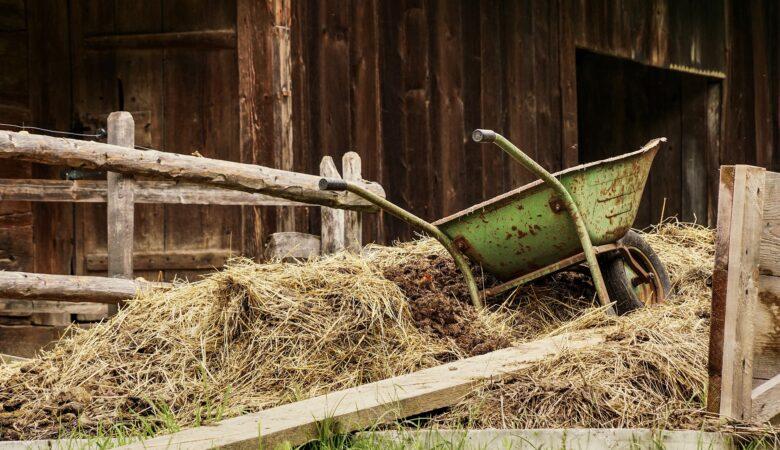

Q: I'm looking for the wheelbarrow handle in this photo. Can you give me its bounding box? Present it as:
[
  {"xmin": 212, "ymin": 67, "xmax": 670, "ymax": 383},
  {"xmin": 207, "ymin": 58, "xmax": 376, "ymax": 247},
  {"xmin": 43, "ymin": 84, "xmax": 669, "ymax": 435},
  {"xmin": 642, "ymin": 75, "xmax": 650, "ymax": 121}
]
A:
[
  {"xmin": 471, "ymin": 129, "xmax": 497, "ymax": 143},
  {"xmin": 319, "ymin": 178, "xmax": 349, "ymax": 191}
]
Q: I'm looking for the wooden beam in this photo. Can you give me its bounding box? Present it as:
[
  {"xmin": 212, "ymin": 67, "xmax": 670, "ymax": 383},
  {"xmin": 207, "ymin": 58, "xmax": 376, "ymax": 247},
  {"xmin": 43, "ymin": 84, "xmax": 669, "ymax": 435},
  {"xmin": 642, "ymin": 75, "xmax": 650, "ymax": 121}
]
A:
[
  {"xmin": 319, "ymin": 156, "xmax": 345, "ymax": 254},
  {"xmin": 106, "ymin": 112, "xmax": 135, "ymax": 280},
  {"xmin": 0, "ymin": 179, "xmax": 315, "ymax": 206},
  {"xmin": 121, "ymin": 329, "xmax": 608, "ymax": 450},
  {"xmin": 342, "ymin": 152, "xmax": 362, "ymax": 252},
  {"xmin": 86, "ymin": 249, "xmax": 231, "ymax": 271},
  {"xmin": 0, "ymin": 131, "xmax": 385, "ymax": 211},
  {"xmin": 0, "ymin": 271, "xmax": 168, "ymax": 304},
  {"xmin": 83, "ymin": 29, "xmax": 236, "ymax": 50},
  {"xmin": 751, "ymin": 374, "xmax": 780, "ymax": 424},
  {"xmin": 708, "ymin": 165, "xmax": 766, "ymax": 420}
]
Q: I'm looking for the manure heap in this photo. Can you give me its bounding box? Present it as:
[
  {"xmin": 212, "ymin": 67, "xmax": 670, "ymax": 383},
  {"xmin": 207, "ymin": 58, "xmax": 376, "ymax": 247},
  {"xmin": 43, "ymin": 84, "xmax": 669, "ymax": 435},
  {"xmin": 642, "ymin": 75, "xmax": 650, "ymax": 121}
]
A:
[{"xmin": 0, "ymin": 223, "xmax": 775, "ymax": 442}]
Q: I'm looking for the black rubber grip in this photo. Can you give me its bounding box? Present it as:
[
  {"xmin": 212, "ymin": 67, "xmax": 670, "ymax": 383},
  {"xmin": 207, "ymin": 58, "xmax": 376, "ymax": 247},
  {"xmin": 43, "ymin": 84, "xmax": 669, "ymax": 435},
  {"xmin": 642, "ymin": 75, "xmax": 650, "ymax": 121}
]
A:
[
  {"xmin": 319, "ymin": 178, "xmax": 348, "ymax": 191},
  {"xmin": 472, "ymin": 129, "xmax": 497, "ymax": 143}
]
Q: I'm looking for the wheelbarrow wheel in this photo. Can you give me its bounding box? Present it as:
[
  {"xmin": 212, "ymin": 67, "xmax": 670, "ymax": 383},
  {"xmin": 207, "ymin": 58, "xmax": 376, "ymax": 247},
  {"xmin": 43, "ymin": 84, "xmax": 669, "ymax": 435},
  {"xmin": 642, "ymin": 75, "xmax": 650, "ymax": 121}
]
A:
[{"xmin": 600, "ymin": 230, "xmax": 672, "ymax": 315}]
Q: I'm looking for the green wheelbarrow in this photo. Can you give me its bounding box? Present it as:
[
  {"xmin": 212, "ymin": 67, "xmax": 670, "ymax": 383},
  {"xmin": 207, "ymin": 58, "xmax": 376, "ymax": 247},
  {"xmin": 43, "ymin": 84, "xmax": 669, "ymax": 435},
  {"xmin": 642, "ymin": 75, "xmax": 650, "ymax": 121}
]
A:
[{"xmin": 320, "ymin": 130, "xmax": 671, "ymax": 315}]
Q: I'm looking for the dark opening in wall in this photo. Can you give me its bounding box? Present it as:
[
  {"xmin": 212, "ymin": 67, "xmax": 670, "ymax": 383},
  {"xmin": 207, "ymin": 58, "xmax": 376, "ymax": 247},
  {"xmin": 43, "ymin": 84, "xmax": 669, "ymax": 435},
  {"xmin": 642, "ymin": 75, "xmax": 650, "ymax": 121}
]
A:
[{"xmin": 576, "ymin": 50, "xmax": 720, "ymax": 227}]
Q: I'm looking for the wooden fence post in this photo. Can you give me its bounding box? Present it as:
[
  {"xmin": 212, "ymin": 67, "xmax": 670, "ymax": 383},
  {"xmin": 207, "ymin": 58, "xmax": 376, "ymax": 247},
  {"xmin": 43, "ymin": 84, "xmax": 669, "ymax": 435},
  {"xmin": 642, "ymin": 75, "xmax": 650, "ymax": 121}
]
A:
[
  {"xmin": 342, "ymin": 152, "xmax": 362, "ymax": 252},
  {"xmin": 106, "ymin": 112, "xmax": 135, "ymax": 280},
  {"xmin": 708, "ymin": 165, "xmax": 766, "ymax": 420},
  {"xmin": 320, "ymin": 156, "xmax": 345, "ymax": 254}
]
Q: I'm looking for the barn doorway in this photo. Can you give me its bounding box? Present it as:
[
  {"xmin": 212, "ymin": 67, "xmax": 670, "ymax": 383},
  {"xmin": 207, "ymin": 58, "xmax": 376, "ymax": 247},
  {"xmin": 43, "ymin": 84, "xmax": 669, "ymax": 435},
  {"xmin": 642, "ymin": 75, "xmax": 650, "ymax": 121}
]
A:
[{"xmin": 576, "ymin": 50, "xmax": 721, "ymax": 228}]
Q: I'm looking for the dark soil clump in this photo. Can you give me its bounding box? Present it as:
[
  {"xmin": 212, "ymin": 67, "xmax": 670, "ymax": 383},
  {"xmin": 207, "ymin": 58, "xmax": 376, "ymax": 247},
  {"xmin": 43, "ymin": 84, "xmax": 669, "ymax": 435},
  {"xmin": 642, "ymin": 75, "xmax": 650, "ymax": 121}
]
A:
[{"xmin": 382, "ymin": 253, "xmax": 509, "ymax": 358}]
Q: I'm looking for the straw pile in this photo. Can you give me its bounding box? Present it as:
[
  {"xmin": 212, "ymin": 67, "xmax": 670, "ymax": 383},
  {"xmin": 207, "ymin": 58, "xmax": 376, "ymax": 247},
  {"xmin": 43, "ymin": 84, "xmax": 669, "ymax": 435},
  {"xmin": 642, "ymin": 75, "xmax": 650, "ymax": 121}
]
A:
[
  {"xmin": 0, "ymin": 239, "xmax": 516, "ymax": 440},
  {"xmin": 0, "ymin": 223, "xmax": 775, "ymax": 441},
  {"xmin": 434, "ymin": 222, "xmax": 718, "ymax": 430}
]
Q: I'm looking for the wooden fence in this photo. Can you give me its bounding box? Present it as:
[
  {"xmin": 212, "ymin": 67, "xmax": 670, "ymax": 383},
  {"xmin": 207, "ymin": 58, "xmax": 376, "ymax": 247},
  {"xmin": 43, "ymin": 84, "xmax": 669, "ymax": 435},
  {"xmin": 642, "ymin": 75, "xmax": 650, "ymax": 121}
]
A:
[
  {"xmin": 0, "ymin": 111, "xmax": 385, "ymax": 358},
  {"xmin": 708, "ymin": 165, "xmax": 780, "ymax": 424}
]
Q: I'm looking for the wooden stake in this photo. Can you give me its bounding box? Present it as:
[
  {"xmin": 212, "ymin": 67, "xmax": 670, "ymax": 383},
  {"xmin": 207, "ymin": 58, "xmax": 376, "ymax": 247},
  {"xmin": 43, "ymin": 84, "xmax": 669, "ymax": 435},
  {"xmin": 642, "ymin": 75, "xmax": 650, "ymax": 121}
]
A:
[
  {"xmin": 107, "ymin": 112, "xmax": 135, "ymax": 280},
  {"xmin": 319, "ymin": 156, "xmax": 345, "ymax": 254},
  {"xmin": 342, "ymin": 152, "xmax": 362, "ymax": 252}
]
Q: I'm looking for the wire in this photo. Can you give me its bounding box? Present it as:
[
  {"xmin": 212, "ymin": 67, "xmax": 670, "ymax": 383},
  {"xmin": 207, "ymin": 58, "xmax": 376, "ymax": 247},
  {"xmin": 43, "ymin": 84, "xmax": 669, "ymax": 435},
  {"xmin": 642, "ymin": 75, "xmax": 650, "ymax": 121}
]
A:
[{"xmin": 0, "ymin": 123, "xmax": 107, "ymax": 139}]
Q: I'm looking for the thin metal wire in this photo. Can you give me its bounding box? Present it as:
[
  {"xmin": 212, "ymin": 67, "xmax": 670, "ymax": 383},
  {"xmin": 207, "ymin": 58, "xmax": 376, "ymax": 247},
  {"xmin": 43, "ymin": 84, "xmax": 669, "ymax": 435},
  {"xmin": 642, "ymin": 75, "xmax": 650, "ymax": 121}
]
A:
[{"xmin": 0, "ymin": 122, "xmax": 106, "ymax": 139}]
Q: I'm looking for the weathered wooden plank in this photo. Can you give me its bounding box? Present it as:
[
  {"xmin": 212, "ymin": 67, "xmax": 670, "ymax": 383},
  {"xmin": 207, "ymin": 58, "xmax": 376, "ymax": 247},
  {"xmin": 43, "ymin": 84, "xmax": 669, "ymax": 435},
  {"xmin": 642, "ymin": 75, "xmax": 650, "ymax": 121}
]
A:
[
  {"xmin": 754, "ymin": 275, "xmax": 780, "ymax": 381},
  {"xmin": 349, "ymin": 0, "xmax": 383, "ymax": 243},
  {"xmin": 706, "ymin": 82, "xmax": 722, "ymax": 227},
  {"xmin": 479, "ymin": 0, "xmax": 507, "ymax": 199},
  {"xmin": 121, "ymin": 329, "xmax": 608, "ymax": 450},
  {"xmin": 0, "ymin": 131, "xmax": 385, "ymax": 211},
  {"xmin": 264, "ymin": 232, "xmax": 320, "ymax": 261},
  {"xmin": 342, "ymin": 152, "xmax": 361, "ymax": 252},
  {"xmin": 708, "ymin": 165, "xmax": 766, "ymax": 420},
  {"xmin": 431, "ymin": 0, "xmax": 465, "ymax": 216},
  {"xmin": 680, "ymin": 76, "xmax": 709, "ymax": 223},
  {"xmin": 0, "ymin": 299, "xmax": 109, "ymax": 315},
  {"xmin": 751, "ymin": 373, "xmax": 780, "ymax": 423},
  {"xmin": 83, "ymin": 29, "xmax": 236, "ymax": 50},
  {"xmin": 0, "ymin": 179, "xmax": 314, "ymax": 206},
  {"xmin": 27, "ymin": 0, "xmax": 74, "ymax": 280},
  {"xmin": 319, "ymin": 156, "xmax": 345, "ymax": 254},
  {"xmin": 237, "ymin": 0, "xmax": 276, "ymax": 258},
  {"xmin": 86, "ymin": 249, "xmax": 231, "ymax": 272},
  {"xmin": 759, "ymin": 171, "xmax": 780, "ymax": 277},
  {"xmin": 106, "ymin": 112, "xmax": 135, "ymax": 280},
  {"xmin": 559, "ymin": 0, "xmax": 578, "ymax": 169},
  {"xmin": 272, "ymin": 0, "xmax": 295, "ymax": 232},
  {"xmin": 0, "ymin": 271, "xmax": 168, "ymax": 304},
  {"xmin": 0, "ymin": 352, "xmax": 29, "ymax": 364}
]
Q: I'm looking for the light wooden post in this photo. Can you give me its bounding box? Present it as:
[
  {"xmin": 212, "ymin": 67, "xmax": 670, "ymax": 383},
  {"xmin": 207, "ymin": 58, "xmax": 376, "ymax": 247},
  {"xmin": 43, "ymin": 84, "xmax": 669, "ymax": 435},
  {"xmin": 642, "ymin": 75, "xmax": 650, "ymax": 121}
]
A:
[
  {"xmin": 106, "ymin": 112, "xmax": 135, "ymax": 280},
  {"xmin": 342, "ymin": 152, "xmax": 362, "ymax": 252},
  {"xmin": 319, "ymin": 156, "xmax": 345, "ymax": 254},
  {"xmin": 272, "ymin": 0, "xmax": 295, "ymax": 232},
  {"xmin": 708, "ymin": 165, "xmax": 766, "ymax": 420}
]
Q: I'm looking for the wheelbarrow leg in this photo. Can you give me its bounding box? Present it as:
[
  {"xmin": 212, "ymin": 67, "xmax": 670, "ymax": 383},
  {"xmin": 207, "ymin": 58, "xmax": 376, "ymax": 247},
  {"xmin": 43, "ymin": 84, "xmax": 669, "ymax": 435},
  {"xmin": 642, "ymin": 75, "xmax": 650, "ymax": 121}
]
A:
[
  {"xmin": 319, "ymin": 178, "xmax": 484, "ymax": 309},
  {"xmin": 472, "ymin": 129, "xmax": 615, "ymax": 314}
]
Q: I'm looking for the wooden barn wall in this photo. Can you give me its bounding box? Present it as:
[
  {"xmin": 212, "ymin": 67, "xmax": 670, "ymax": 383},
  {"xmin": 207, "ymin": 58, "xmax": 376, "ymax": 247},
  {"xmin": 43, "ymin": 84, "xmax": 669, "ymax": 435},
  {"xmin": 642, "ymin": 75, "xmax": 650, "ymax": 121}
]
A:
[
  {"xmin": 0, "ymin": 0, "xmax": 777, "ymax": 272},
  {"xmin": 288, "ymin": 0, "xmax": 736, "ymax": 242}
]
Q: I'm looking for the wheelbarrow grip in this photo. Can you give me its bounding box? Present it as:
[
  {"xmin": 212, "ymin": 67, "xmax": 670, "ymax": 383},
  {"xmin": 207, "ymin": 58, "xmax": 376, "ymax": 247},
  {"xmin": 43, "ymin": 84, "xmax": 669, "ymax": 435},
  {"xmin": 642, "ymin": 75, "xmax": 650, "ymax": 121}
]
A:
[
  {"xmin": 472, "ymin": 129, "xmax": 497, "ymax": 143},
  {"xmin": 319, "ymin": 178, "xmax": 349, "ymax": 191}
]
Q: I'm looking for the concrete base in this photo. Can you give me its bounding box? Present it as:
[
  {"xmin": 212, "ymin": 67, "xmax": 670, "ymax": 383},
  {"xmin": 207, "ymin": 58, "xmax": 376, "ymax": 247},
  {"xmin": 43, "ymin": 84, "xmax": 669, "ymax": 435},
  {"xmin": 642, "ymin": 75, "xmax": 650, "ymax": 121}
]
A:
[{"xmin": 358, "ymin": 428, "xmax": 747, "ymax": 450}]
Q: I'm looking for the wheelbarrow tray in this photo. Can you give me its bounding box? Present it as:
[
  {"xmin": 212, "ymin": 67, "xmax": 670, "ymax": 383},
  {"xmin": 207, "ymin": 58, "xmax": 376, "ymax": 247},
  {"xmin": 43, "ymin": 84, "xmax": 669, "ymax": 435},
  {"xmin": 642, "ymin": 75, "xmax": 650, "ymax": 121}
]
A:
[{"xmin": 433, "ymin": 138, "xmax": 664, "ymax": 281}]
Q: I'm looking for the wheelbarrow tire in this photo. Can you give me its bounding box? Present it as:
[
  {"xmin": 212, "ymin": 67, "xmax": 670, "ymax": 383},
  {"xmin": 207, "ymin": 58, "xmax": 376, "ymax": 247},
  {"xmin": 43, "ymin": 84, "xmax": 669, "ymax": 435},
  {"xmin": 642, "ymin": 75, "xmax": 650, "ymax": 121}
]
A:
[{"xmin": 600, "ymin": 230, "xmax": 672, "ymax": 315}]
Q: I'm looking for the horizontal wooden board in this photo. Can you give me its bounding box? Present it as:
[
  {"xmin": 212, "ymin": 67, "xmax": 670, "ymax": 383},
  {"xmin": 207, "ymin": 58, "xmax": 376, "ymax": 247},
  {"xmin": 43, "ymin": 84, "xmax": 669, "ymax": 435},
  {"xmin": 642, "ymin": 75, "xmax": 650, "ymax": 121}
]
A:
[
  {"xmin": 122, "ymin": 329, "xmax": 608, "ymax": 450},
  {"xmin": 0, "ymin": 179, "xmax": 314, "ymax": 206},
  {"xmin": 756, "ymin": 275, "xmax": 780, "ymax": 380},
  {"xmin": 760, "ymin": 172, "xmax": 780, "ymax": 276},
  {"xmin": 751, "ymin": 374, "xmax": 780, "ymax": 424},
  {"xmin": 86, "ymin": 249, "xmax": 231, "ymax": 271}
]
